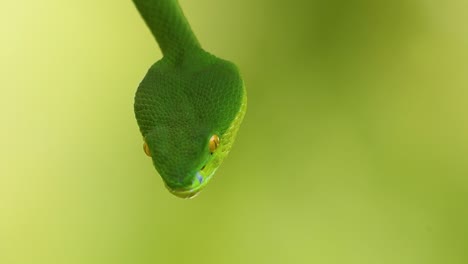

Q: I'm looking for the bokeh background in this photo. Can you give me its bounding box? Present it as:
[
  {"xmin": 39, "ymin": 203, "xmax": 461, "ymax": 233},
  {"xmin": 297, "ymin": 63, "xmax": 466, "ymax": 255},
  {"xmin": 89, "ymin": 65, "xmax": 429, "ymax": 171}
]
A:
[{"xmin": 1, "ymin": 0, "xmax": 468, "ymax": 263}]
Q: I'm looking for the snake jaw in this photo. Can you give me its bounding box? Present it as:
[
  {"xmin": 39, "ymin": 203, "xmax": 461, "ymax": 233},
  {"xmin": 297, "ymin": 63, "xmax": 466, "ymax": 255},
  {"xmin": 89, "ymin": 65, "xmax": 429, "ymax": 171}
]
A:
[
  {"xmin": 166, "ymin": 186, "xmax": 201, "ymax": 199},
  {"xmin": 165, "ymin": 170, "xmax": 216, "ymax": 199}
]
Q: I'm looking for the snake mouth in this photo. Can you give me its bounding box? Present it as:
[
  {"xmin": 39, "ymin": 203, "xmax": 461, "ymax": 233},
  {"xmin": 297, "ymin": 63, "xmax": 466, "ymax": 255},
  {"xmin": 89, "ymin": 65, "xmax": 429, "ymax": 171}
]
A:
[{"xmin": 165, "ymin": 171, "xmax": 215, "ymax": 199}]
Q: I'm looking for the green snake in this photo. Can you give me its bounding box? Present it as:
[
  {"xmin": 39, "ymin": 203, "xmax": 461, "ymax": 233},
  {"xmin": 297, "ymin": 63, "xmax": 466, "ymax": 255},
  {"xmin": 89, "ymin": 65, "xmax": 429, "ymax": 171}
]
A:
[{"xmin": 132, "ymin": 0, "xmax": 247, "ymax": 198}]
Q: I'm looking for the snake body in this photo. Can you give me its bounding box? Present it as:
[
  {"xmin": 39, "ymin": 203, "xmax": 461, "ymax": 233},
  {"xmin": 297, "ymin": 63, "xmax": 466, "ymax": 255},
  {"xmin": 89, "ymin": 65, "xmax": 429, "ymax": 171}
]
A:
[{"xmin": 132, "ymin": 0, "xmax": 247, "ymax": 198}]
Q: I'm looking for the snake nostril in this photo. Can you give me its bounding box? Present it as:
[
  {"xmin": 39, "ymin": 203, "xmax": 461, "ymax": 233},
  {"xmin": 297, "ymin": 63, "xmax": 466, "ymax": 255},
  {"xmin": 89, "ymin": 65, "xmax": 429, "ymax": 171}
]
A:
[
  {"xmin": 196, "ymin": 173, "xmax": 204, "ymax": 184},
  {"xmin": 201, "ymin": 165, "xmax": 206, "ymax": 170}
]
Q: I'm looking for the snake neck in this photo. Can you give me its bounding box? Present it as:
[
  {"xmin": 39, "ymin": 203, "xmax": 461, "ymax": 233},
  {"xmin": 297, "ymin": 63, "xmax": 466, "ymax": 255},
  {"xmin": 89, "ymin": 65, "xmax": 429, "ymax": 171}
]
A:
[{"xmin": 133, "ymin": 0, "xmax": 201, "ymax": 64}]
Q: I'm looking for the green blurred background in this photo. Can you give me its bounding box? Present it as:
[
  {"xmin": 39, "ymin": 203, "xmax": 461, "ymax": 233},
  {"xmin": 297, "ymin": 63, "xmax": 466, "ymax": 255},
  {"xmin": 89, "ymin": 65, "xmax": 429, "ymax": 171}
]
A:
[{"xmin": 1, "ymin": 0, "xmax": 467, "ymax": 263}]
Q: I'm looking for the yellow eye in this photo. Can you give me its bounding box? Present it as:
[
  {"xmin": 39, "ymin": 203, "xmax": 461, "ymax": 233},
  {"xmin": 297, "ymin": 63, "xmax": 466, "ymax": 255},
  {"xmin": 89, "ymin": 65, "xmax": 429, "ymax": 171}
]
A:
[
  {"xmin": 143, "ymin": 141, "xmax": 151, "ymax": 157},
  {"xmin": 209, "ymin": 134, "xmax": 220, "ymax": 153}
]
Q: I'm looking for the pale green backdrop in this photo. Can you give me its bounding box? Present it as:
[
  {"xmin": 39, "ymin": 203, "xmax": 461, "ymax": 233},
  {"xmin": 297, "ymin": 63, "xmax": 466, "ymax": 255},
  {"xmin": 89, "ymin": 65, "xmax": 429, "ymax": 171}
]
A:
[{"xmin": 1, "ymin": 0, "xmax": 468, "ymax": 263}]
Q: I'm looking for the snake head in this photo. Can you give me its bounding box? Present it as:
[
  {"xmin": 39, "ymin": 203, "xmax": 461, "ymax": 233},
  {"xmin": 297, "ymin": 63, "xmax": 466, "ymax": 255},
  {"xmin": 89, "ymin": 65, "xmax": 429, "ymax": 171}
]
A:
[{"xmin": 134, "ymin": 50, "xmax": 247, "ymax": 198}]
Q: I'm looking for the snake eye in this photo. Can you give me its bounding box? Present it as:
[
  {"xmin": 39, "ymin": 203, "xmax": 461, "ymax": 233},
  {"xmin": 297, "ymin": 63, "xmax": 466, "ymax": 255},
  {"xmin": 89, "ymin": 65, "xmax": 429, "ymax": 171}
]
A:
[
  {"xmin": 209, "ymin": 134, "xmax": 220, "ymax": 154},
  {"xmin": 143, "ymin": 141, "xmax": 151, "ymax": 157}
]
